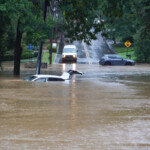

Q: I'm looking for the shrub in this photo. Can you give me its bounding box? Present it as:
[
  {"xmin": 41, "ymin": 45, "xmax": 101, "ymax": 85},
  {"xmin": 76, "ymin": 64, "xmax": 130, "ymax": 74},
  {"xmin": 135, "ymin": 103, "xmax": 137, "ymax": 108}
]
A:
[
  {"xmin": 135, "ymin": 39, "xmax": 150, "ymax": 63},
  {"xmin": 33, "ymin": 51, "xmax": 38, "ymax": 57},
  {"xmin": 52, "ymin": 47, "xmax": 57, "ymax": 53},
  {"xmin": 3, "ymin": 54, "xmax": 14, "ymax": 61},
  {"xmin": 21, "ymin": 50, "xmax": 34, "ymax": 59},
  {"xmin": 21, "ymin": 53, "xmax": 34, "ymax": 59},
  {"xmin": 122, "ymin": 36, "xmax": 134, "ymax": 43},
  {"xmin": 47, "ymin": 45, "xmax": 57, "ymax": 53}
]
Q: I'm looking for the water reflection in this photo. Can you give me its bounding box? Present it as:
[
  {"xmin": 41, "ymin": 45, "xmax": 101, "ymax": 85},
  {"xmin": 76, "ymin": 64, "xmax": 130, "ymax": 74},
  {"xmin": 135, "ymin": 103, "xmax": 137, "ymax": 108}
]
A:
[
  {"xmin": 62, "ymin": 63, "xmax": 77, "ymax": 72},
  {"xmin": 70, "ymin": 81, "xmax": 78, "ymax": 128}
]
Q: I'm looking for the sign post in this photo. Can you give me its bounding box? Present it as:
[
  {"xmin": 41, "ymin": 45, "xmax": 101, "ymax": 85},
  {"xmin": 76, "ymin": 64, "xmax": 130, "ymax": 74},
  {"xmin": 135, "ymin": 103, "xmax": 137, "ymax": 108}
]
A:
[{"xmin": 124, "ymin": 40, "xmax": 132, "ymax": 58}]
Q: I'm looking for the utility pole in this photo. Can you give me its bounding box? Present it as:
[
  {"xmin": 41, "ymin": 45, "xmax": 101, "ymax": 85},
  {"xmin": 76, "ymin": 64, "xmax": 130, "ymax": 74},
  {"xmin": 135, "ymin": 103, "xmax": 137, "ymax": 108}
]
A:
[
  {"xmin": 49, "ymin": 0, "xmax": 58, "ymax": 64},
  {"xmin": 36, "ymin": 0, "xmax": 48, "ymax": 75},
  {"xmin": 49, "ymin": 0, "xmax": 54, "ymax": 64}
]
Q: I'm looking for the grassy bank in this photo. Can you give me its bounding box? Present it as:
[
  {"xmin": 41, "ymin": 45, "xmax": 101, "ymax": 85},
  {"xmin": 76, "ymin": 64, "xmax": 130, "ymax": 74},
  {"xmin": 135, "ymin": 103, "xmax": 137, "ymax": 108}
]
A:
[
  {"xmin": 21, "ymin": 51, "xmax": 56, "ymax": 64},
  {"xmin": 42, "ymin": 52, "xmax": 56, "ymax": 64},
  {"xmin": 112, "ymin": 44, "xmax": 136, "ymax": 60}
]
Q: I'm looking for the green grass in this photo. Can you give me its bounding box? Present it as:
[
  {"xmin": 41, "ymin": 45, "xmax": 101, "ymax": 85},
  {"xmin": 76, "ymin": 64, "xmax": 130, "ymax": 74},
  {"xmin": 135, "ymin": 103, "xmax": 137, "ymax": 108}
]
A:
[
  {"xmin": 112, "ymin": 45, "xmax": 135, "ymax": 53},
  {"xmin": 118, "ymin": 51, "xmax": 136, "ymax": 60},
  {"xmin": 42, "ymin": 52, "xmax": 56, "ymax": 64},
  {"xmin": 21, "ymin": 58, "xmax": 37, "ymax": 63},
  {"xmin": 21, "ymin": 52, "xmax": 56, "ymax": 64},
  {"xmin": 112, "ymin": 44, "xmax": 136, "ymax": 60}
]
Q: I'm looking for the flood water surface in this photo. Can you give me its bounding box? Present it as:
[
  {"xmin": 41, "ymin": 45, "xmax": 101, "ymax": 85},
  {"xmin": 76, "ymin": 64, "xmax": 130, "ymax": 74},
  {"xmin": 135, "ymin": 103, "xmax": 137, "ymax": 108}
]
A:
[{"xmin": 0, "ymin": 64, "xmax": 150, "ymax": 150}]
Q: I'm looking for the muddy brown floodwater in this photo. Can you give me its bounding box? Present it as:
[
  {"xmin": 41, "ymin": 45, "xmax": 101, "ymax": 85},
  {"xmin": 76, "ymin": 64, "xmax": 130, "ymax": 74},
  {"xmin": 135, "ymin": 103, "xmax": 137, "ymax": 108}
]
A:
[{"xmin": 0, "ymin": 63, "xmax": 150, "ymax": 150}]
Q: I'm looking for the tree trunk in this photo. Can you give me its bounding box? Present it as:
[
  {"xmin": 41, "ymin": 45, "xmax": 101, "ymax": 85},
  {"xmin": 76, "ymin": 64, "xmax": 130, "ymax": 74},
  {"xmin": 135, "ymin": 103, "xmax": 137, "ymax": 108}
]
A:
[
  {"xmin": 58, "ymin": 33, "xmax": 64, "ymax": 54},
  {"xmin": 35, "ymin": 0, "xmax": 47, "ymax": 74},
  {"xmin": 14, "ymin": 19, "xmax": 22, "ymax": 76},
  {"xmin": 36, "ymin": 42, "xmax": 43, "ymax": 74}
]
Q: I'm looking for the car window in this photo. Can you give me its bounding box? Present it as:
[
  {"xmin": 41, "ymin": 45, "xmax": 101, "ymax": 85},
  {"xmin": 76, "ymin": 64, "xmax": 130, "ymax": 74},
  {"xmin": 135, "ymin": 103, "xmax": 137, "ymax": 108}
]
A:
[
  {"xmin": 108, "ymin": 56, "xmax": 117, "ymax": 59},
  {"xmin": 25, "ymin": 75, "xmax": 37, "ymax": 81},
  {"xmin": 35, "ymin": 78, "xmax": 46, "ymax": 82},
  {"xmin": 63, "ymin": 48, "xmax": 76, "ymax": 53},
  {"xmin": 116, "ymin": 56, "xmax": 123, "ymax": 59},
  {"xmin": 47, "ymin": 78, "xmax": 65, "ymax": 81}
]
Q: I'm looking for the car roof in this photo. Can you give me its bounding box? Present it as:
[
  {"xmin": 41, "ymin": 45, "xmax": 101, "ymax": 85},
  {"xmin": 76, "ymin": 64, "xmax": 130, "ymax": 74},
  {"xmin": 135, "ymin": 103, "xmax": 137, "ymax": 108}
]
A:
[
  {"xmin": 104, "ymin": 54, "xmax": 121, "ymax": 57},
  {"xmin": 64, "ymin": 45, "xmax": 76, "ymax": 48},
  {"xmin": 33, "ymin": 74, "xmax": 62, "ymax": 78}
]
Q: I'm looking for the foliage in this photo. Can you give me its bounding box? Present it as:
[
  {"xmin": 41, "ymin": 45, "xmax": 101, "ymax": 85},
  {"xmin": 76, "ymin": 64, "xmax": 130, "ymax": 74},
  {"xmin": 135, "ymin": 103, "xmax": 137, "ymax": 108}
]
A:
[
  {"xmin": 21, "ymin": 52, "xmax": 34, "ymax": 59},
  {"xmin": 105, "ymin": 0, "xmax": 150, "ymax": 63},
  {"xmin": 58, "ymin": 0, "xmax": 124, "ymax": 44},
  {"xmin": 47, "ymin": 45, "xmax": 57, "ymax": 52},
  {"xmin": 24, "ymin": 16, "xmax": 55, "ymax": 45},
  {"xmin": 0, "ymin": 0, "xmax": 56, "ymax": 74},
  {"xmin": 2, "ymin": 50, "xmax": 37, "ymax": 61},
  {"xmin": 119, "ymin": 51, "xmax": 135, "ymax": 60},
  {"xmin": 112, "ymin": 44, "xmax": 135, "ymax": 53},
  {"xmin": 133, "ymin": 0, "xmax": 150, "ymax": 63},
  {"xmin": 42, "ymin": 51, "xmax": 56, "ymax": 64},
  {"xmin": 135, "ymin": 37, "xmax": 150, "ymax": 63},
  {"xmin": 0, "ymin": 0, "xmax": 150, "ymax": 69},
  {"xmin": 0, "ymin": 0, "xmax": 15, "ymax": 65},
  {"xmin": 33, "ymin": 51, "xmax": 38, "ymax": 57},
  {"xmin": 122, "ymin": 36, "xmax": 134, "ymax": 43}
]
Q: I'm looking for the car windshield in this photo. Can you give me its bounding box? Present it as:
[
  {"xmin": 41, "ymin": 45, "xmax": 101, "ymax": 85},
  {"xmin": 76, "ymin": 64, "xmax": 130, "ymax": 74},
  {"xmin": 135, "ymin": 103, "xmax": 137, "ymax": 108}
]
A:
[
  {"xmin": 63, "ymin": 48, "xmax": 76, "ymax": 53},
  {"xmin": 24, "ymin": 75, "xmax": 37, "ymax": 81},
  {"xmin": 35, "ymin": 78, "xmax": 46, "ymax": 82}
]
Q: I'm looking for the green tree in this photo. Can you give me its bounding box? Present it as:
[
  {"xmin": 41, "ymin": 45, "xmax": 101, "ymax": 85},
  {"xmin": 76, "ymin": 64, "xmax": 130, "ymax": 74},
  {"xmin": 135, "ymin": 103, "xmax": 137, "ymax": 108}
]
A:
[
  {"xmin": 104, "ymin": 0, "xmax": 150, "ymax": 63},
  {"xmin": 133, "ymin": 0, "xmax": 150, "ymax": 62},
  {"xmin": 1, "ymin": 0, "xmax": 55, "ymax": 75},
  {"xmin": 0, "ymin": 0, "xmax": 14, "ymax": 70},
  {"xmin": 58, "ymin": 0, "xmax": 128, "ymax": 44},
  {"xmin": 58, "ymin": 0, "xmax": 103, "ymax": 43}
]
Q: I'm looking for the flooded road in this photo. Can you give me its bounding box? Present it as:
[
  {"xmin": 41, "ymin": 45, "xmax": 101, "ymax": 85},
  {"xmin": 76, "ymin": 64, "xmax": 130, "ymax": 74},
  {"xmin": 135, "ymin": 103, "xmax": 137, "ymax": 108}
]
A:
[{"xmin": 0, "ymin": 64, "xmax": 150, "ymax": 150}]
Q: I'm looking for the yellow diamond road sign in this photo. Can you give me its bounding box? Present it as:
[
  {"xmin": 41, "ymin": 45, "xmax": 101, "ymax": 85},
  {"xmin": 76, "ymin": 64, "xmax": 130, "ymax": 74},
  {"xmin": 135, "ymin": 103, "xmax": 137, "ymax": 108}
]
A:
[{"xmin": 124, "ymin": 40, "xmax": 131, "ymax": 47}]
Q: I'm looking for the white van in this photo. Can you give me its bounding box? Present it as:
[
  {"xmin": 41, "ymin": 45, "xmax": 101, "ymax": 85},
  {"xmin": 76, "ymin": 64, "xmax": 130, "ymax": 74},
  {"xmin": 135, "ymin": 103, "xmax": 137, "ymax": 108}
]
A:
[{"xmin": 62, "ymin": 45, "xmax": 78, "ymax": 62}]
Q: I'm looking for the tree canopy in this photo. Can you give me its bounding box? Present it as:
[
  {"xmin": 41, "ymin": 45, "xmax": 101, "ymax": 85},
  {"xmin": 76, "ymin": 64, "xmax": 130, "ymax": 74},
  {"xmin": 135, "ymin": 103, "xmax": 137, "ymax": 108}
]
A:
[
  {"xmin": 105, "ymin": 0, "xmax": 150, "ymax": 62},
  {"xmin": 0, "ymin": 0, "xmax": 55, "ymax": 74}
]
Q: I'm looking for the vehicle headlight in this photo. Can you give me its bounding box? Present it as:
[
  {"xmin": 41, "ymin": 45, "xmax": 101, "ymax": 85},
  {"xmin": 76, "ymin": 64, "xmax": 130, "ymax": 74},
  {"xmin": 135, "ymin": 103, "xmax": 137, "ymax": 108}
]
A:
[
  {"xmin": 62, "ymin": 55, "xmax": 66, "ymax": 58},
  {"xmin": 73, "ymin": 55, "xmax": 76, "ymax": 58}
]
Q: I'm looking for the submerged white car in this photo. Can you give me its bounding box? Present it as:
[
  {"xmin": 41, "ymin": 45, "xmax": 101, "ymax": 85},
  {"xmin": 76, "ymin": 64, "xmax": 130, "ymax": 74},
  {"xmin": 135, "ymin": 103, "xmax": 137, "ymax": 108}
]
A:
[
  {"xmin": 24, "ymin": 70, "xmax": 83, "ymax": 82},
  {"xmin": 62, "ymin": 45, "xmax": 78, "ymax": 63}
]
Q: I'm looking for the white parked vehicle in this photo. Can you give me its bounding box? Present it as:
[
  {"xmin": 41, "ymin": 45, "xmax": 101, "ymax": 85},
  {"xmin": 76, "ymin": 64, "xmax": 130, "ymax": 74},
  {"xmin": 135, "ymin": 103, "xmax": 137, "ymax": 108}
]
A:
[
  {"xmin": 62, "ymin": 45, "xmax": 78, "ymax": 63},
  {"xmin": 24, "ymin": 70, "xmax": 82, "ymax": 82}
]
